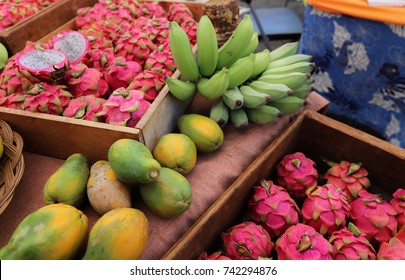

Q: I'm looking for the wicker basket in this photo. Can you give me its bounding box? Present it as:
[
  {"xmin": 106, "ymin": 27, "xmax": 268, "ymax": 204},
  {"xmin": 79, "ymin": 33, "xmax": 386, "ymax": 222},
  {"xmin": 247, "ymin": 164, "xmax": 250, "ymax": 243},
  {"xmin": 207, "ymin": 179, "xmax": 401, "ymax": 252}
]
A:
[{"xmin": 0, "ymin": 119, "xmax": 24, "ymax": 215}]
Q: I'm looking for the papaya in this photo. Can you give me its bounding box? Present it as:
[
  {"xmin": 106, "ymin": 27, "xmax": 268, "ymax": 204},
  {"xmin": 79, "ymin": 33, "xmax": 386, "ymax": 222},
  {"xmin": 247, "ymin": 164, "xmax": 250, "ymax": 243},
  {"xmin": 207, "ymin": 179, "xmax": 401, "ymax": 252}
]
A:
[
  {"xmin": 87, "ymin": 160, "xmax": 132, "ymax": 215},
  {"xmin": 43, "ymin": 153, "xmax": 90, "ymax": 208},
  {"xmin": 0, "ymin": 204, "xmax": 88, "ymax": 260},
  {"xmin": 177, "ymin": 113, "xmax": 224, "ymax": 153},
  {"xmin": 139, "ymin": 167, "xmax": 192, "ymax": 219},
  {"xmin": 152, "ymin": 133, "xmax": 197, "ymax": 175},
  {"xmin": 82, "ymin": 208, "xmax": 148, "ymax": 260},
  {"xmin": 108, "ymin": 138, "xmax": 161, "ymax": 184}
]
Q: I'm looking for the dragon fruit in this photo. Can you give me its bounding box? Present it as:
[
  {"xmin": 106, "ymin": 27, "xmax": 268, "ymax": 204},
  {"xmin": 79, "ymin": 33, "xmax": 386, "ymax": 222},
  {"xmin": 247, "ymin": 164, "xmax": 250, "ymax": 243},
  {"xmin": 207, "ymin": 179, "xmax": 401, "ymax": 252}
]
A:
[
  {"xmin": 377, "ymin": 225, "xmax": 405, "ymax": 260},
  {"xmin": 350, "ymin": 189, "xmax": 398, "ymax": 246},
  {"xmin": 63, "ymin": 95, "xmax": 105, "ymax": 122},
  {"xmin": 144, "ymin": 44, "xmax": 175, "ymax": 77},
  {"xmin": 137, "ymin": 1, "xmax": 167, "ymax": 19},
  {"xmin": 127, "ymin": 70, "xmax": 165, "ymax": 102},
  {"xmin": 248, "ymin": 180, "xmax": 301, "ymax": 239},
  {"xmin": 136, "ymin": 17, "xmax": 170, "ymax": 46},
  {"xmin": 276, "ymin": 152, "xmax": 319, "ymax": 202},
  {"xmin": 99, "ymin": 87, "xmax": 151, "ymax": 127},
  {"xmin": 23, "ymin": 82, "xmax": 72, "ymax": 115},
  {"xmin": 275, "ymin": 223, "xmax": 332, "ymax": 260},
  {"xmin": 329, "ymin": 222, "xmax": 376, "ymax": 260},
  {"xmin": 301, "ymin": 183, "xmax": 351, "ymax": 237},
  {"xmin": 15, "ymin": 49, "xmax": 69, "ymax": 83},
  {"xmin": 114, "ymin": 31, "xmax": 157, "ymax": 66},
  {"xmin": 390, "ymin": 188, "xmax": 405, "ymax": 229},
  {"xmin": 66, "ymin": 63, "xmax": 109, "ymax": 98},
  {"xmin": 82, "ymin": 48, "xmax": 116, "ymax": 73},
  {"xmin": 197, "ymin": 251, "xmax": 232, "ymax": 260},
  {"xmin": 180, "ymin": 19, "xmax": 198, "ymax": 46},
  {"xmin": 168, "ymin": 3, "xmax": 195, "ymax": 24},
  {"xmin": 221, "ymin": 221, "xmax": 274, "ymax": 260},
  {"xmin": 0, "ymin": 59, "xmax": 40, "ymax": 95},
  {"xmin": 4, "ymin": 92, "xmax": 26, "ymax": 110},
  {"xmin": 50, "ymin": 30, "xmax": 89, "ymax": 64},
  {"xmin": 0, "ymin": 2, "xmax": 40, "ymax": 30},
  {"xmin": 104, "ymin": 56, "xmax": 142, "ymax": 90},
  {"xmin": 323, "ymin": 160, "xmax": 370, "ymax": 202}
]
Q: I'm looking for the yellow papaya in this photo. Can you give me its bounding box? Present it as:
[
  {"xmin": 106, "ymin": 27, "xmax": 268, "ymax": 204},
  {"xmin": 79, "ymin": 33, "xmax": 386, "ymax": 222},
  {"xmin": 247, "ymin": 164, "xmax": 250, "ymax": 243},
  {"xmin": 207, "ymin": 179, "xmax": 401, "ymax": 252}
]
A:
[
  {"xmin": 87, "ymin": 160, "xmax": 132, "ymax": 215},
  {"xmin": 108, "ymin": 138, "xmax": 161, "ymax": 184},
  {"xmin": 139, "ymin": 167, "xmax": 192, "ymax": 219},
  {"xmin": 0, "ymin": 204, "xmax": 88, "ymax": 260},
  {"xmin": 82, "ymin": 208, "xmax": 148, "ymax": 260},
  {"xmin": 43, "ymin": 153, "xmax": 90, "ymax": 208}
]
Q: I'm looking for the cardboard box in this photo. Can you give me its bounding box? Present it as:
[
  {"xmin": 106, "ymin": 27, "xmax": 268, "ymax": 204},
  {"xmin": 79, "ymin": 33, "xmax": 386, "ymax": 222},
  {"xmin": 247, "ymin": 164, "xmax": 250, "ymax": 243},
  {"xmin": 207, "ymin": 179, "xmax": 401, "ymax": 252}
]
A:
[{"xmin": 162, "ymin": 109, "xmax": 405, "ymax": 259}]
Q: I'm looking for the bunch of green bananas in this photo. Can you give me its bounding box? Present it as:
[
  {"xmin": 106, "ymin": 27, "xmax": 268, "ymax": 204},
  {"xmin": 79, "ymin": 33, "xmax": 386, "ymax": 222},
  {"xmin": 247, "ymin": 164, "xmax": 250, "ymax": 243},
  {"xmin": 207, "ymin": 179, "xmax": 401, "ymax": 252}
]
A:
[{"xmin": 166, "ymin": 14, "xmax": 315, "ymax": 129}]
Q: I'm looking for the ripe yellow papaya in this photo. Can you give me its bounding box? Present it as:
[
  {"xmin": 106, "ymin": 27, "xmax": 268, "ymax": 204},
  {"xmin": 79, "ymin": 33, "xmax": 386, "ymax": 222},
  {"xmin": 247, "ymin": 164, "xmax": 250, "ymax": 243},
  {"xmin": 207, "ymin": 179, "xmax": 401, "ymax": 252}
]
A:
[
  {"xmin": 139, "ymin": 167, "xmax": 192, "ymax": 219},
  {"xmin": 82, "ymin": 208, "xmax": 148, "ymax": 260},
  {"xmin": 108, "ymin": 138, "xmax": 161, "ymax": 184},
  {"xmin": 87, "ymin": 160, "xmax": 132, "ymax": 215},
  {"xmin": 0, "ymin": 204, "xmax": 88, "ymax": 260},
  {"xmin": 43, "ymin": 153, "xmax": 90, "ymax": 208}
]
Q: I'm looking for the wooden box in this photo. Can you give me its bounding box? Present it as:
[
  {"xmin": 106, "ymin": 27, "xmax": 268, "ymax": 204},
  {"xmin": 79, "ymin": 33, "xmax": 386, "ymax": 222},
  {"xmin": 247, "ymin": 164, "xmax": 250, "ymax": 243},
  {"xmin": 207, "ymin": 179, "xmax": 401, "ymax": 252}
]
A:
[
  {"xmin": 162, "ymin": 109, "xmax": 405, "ymax": 260},
  {"xmin": 0, "ymin": 1, "xmax": 204, "ymax": 163}
]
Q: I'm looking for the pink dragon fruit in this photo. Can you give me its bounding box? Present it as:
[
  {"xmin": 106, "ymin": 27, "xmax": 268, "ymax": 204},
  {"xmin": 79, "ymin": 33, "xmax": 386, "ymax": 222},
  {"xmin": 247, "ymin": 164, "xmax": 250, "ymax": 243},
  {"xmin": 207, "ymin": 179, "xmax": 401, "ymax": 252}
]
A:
[
  {"xmin": 63, "ymin": 95, "xmax": 105, "ymax": 122},
  {"xmin": 4, "ymin": 92, "xmax": 26, "ymax": 110},
  {"xmin": 100, "ymin": 87, "xmax": 151, "ymax": 127},
  {"xmin": 350, "ymin": 189, "xmax": 398, "ymax": 246},
  {"xmin": 127, "ymin": 70, "xmax": 165, "ymax": 102},
  {"xmin": 221, "ymin": 221, "xmax": 274, "ymax": 260},
  {"xmin": 144, "ymin": 44, "xmax": 175, "ymax": 77},
  {"xmin": 81, "ymin": 48, "xmax": 116, "ymax": 73},
  {"xmin": 329, "ymin": 222, "xmax": 376, "ymax": 260},
  {"xmin": 276, "ymin": 152, "xmax": 319, "ymax": 202},
  {"xmin": 275, "ymin": 223, "xmax": 332, "ymax": 260},
  {"xmin": 0, "ymin": 2, "xmax": 40, "ymax": 30},
  {"xmin": 323, "ymin": 160, "xmax": 370, "ymax": 202},
  {"xmin": 137, "ymin": 1, "xmax": 167, "ymax": 19},
  {"xmin": 66, "ymin": 63, "xmax": 109, "ymax": 98},
  {"xmin": 114, "ymin": 31, "xmax": 157, "ymax": 66},
  {"xmin": 197, "ymin": 251, "xmax": 232, "ymax": 260},
  {"xmin": 15, "ymin": 49, "xmax": 69, "ymax": 83},
  {"xmin": 23, "ymin": 82, "xmax": 73, "ymax": 115},
  {"xmin": 180, "ymin": 19, "xmax": 198, "ymax": 46},
  {"xmin": 248, "ymin": 180, "xmax": 301, "ymax": 239},
  {"xmin": 301, "ymin": 183, "xmax": 351, "ymax": 237},
  {"xmin": 0, "ymin": 59, "xmax": 40, "ymax": 95},
  {"xmin": 377, "ymin": 225, "xmax": 405, "ymax": 260},
  {"xmin": 49, "ymin": 30, "xmax": 89, "ymax": 64},
  {"xmin": 104, "ymin": 56, "xmax": 142, "ymax": 90},
  {"xmin": 390, "ymin": 188, "xmax": 405, "ymax": 229},
  {"xmin": 167, "ymin": 3, "xmax": 195, "ymax": 24}
]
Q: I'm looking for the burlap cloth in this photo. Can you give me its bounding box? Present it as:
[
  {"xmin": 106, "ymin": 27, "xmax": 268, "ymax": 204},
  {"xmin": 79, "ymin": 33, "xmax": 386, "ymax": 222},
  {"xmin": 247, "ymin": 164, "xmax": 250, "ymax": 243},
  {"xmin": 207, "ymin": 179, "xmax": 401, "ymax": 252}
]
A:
[{"xmin": 0, "ymin": 92, "xmax": 328, "ymax": 259}]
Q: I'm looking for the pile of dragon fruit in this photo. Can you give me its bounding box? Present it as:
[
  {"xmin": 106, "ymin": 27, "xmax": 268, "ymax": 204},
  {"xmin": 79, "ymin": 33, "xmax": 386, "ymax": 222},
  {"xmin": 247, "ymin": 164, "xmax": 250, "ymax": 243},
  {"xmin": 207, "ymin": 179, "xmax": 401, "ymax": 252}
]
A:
[
  {"xmin": 199, "ymin": 152, "xmax": 405, "ymax": 260},
  {"xmin": 0, "ymin": 0, "xmax": 59, "ymax": 30},
  {"xmin": 0, "ymin": 0, "xmax": 197, "ymax": 127}
]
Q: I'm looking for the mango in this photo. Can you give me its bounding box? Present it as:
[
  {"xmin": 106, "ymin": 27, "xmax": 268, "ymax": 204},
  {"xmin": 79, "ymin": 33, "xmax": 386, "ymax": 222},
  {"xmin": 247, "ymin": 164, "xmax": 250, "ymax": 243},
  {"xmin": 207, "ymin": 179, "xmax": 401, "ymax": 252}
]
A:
[
  {"xmin": 43, "ymin": 153, "xmax": 90, "ymax": 207},
  {"xmin": 82, "ymin": 208, "xmax": 148, "ymax": 260},
  {"xmin": 108, "ymin": 138, "xmax": 161, "ymax": 184},
  {"xmin": 177, "ymin": 113, "xmax": 224, "ymax": 153},
  {"xmin": 0, "ymin": 204, "xmax": 88, "ymax": 260},
  {"xmin": 139, "ymin": 167, "xmax": 192, "ymax": 219}
]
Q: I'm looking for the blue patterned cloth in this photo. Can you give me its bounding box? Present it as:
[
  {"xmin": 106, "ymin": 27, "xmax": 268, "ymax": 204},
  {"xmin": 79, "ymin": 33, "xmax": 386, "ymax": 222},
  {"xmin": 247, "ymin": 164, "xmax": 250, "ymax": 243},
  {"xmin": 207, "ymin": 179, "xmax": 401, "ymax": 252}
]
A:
[{"xmin": 299, "ymin": 5, "xmax": 405, "ymax": 148}]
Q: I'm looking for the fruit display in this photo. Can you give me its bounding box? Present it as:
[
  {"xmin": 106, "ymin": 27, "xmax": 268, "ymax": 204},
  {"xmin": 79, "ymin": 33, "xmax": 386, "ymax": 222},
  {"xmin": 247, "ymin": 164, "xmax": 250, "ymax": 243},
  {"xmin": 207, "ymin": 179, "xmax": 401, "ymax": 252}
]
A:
[
  {"xmin": 166, "ymin": 14, "xmax": 314, "ymax": 128},
  {"xmin": 198, "ymin": 152, "xmax": 405, "ymax": 260}
]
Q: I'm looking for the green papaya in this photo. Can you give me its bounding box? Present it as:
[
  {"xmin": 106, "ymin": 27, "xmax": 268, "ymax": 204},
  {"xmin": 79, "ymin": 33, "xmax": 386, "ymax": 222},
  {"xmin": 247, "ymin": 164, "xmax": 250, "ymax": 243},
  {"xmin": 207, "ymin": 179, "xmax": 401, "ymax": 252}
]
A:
[
  {"xmin": 108, "ymin": 138, "xmax": 161, "ymax": 184},
  {"xmin": 0, "ymin": 204, "xmax": 88, "ymax": 260},
  {"xmin": 43, "ymin": 153, "xmax": 90, "ymax": 207},
  {"xmin": 139, "ymin": 167, "xmax": 192, "ymax": 219}
]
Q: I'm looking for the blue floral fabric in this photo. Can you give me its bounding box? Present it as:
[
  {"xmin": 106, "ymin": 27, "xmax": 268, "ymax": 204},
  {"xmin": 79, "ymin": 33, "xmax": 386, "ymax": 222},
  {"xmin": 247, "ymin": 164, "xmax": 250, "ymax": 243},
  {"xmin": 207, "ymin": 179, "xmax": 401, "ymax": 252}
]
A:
[{"xmin": 298, "ymin": 5, "xmax": 405, "ymax": 148}]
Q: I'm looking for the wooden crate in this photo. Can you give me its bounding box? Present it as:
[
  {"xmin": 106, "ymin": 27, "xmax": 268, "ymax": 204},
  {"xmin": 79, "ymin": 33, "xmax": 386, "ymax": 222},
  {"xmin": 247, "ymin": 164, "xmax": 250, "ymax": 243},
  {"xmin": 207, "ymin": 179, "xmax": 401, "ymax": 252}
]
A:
[
  {"xmin": 0, "ymin": 0, "xmax": 99, "ymax": 55},
  {"xmin": 0, "ymin": 1, "xmax": 204, "ymax": 163},
  {"xmin": 162, "ymin": 109, "xmax": 405, "ymax": 260}
]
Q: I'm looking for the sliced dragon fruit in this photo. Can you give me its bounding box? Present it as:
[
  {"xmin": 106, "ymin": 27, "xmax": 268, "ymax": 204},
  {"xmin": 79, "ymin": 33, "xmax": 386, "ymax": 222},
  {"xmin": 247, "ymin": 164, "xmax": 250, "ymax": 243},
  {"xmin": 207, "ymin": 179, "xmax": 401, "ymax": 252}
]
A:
[
  {"xmin": 51, "ymin": 31, "xmax": 89, "ymax": 64},
  {"xmin": 15, "ymin": 49, "xmax": 69, "ymax": 83}
]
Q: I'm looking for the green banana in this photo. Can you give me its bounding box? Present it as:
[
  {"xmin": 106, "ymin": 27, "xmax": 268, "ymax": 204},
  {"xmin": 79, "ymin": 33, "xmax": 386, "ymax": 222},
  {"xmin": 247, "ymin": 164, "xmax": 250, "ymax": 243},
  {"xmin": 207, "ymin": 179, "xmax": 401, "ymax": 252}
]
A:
[
  {"xmin": 227, "ymin": 53, "xmax": 255, "ymax": 89},
  {"xmin": 245, "ymin": 105, "xmax": 282, "ymax": 125},
  {"xmin": 250, "ymin": 49, "xmax": 271, "ymax": 78},
  {"xmin": 240, "ymin": 32, "xmax": 259, "ymax": 57},
  {"xmin": 268, "ymin": 42, "xmax": 299, "ymax": 62},
  {"xmin": 291, "ymin": 76, "xmax": 314, "ymax": 91},
  {"xmin": 262, "ymin": 61, "xmax": 315, "ymax": 75},
  {"xmin": 169, "ymin": 21, "xmax": 200, "ymax": 82},
  {"xmin": 267, "ymin": 96, "xmax": 306, "ymax": 115},
  {"xmin": 266, "ymin": 54, "xmax": 313, "ymax": 70},
  {"xmin": 222, "ymin": 87, "xmax": 244, "ymax": 110},
  {"xmin": 258, "ymin": 72, "xmax": 311, "ymax": 89},
  {"xmin": 216, "ymin": 15, "xmax": 254, "ymax": 69},
  {"xmin": 164, "ymin": 76, "xmax": 197, "ymax": 101},
  {"xmin": 230, "ymin": 108, "xmax": 249, "ymax": 128},
  {"xmin": 248, "ymin": 80, "xmax": 292, "ymax": 101},
  {"xmin": 197, "ymin": 67, "xmax": 230, "ymax": 100},
  {"xmin": 210, "ymin": 98, "xmax": 230, "ymax": 128},
  {"xmin": 291, "ymin": 84, "xmax": 313, "ymax": 100},
  {"xmin": 196, "ymin": 15, "xmax": 218, "ymax": 77},
  {"xmin": 239, "ymin": 85, "xmax": 272, "ymax": 109}
]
